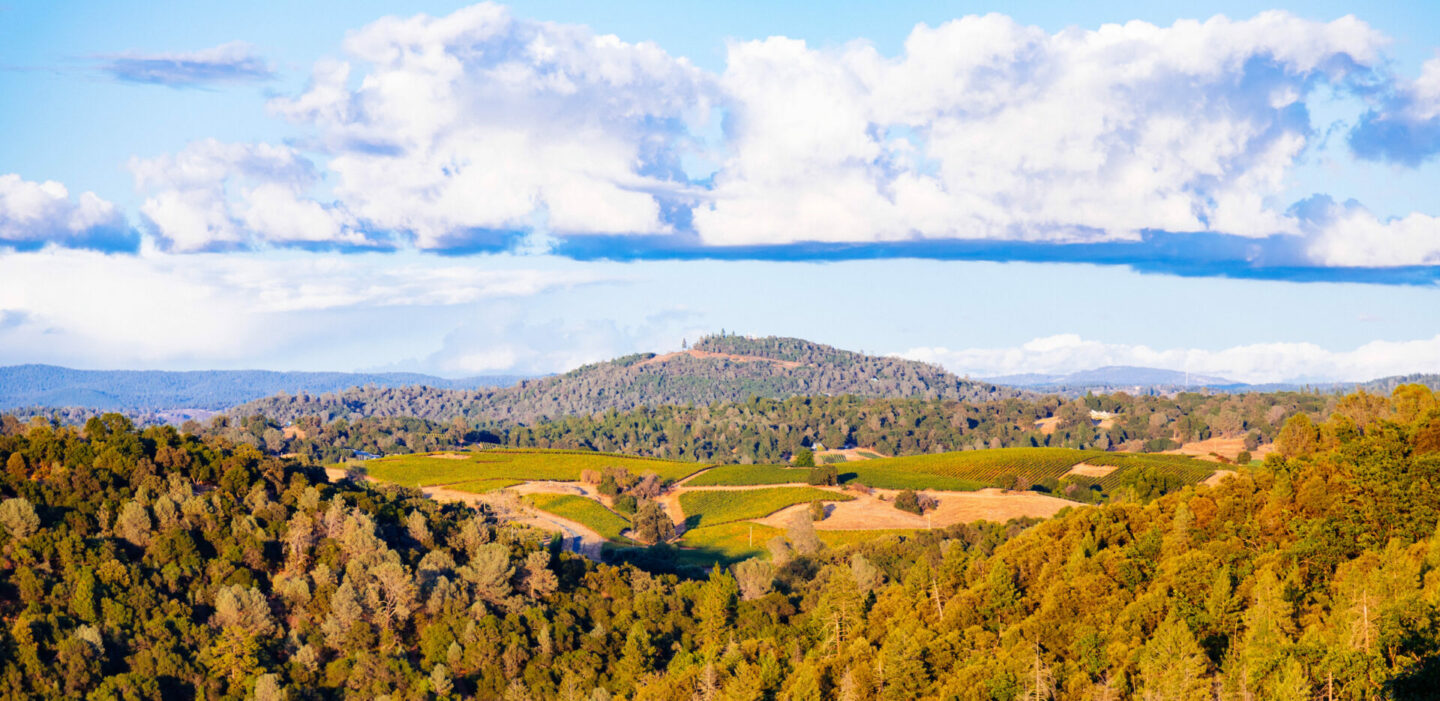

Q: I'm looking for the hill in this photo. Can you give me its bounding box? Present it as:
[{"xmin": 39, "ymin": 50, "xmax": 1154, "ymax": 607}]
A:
[
  {"xmin": 230, "ymin": 334, "xmax": 1022, "ymax": 425},
  {"xmin": 0, "ymin": 364, "xmax": 521, "ymax": 412}
]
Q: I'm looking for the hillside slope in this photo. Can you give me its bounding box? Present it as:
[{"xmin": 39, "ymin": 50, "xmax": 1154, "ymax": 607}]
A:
[{"xmin": 232, "ymin": 335, "xmax": 1021, "ymax": 424}]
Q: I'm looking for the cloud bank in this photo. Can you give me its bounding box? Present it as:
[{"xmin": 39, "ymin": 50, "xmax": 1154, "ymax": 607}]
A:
[
  {"xmin": 0, "ymin": 248, "xmax": 611, "ymax": 367},
  {"xmin": 7, "ymin": 5, "xmax": 1440, "ymax": 279},
  {"xmin": 902, "ymin": 333, "xmax": 1440, "ymax": 385}
]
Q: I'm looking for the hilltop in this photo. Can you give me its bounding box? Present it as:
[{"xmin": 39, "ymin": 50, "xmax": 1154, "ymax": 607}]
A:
[{"xmin": 231, "ymin": 335, "xmax": 1022, "ymax": 425}]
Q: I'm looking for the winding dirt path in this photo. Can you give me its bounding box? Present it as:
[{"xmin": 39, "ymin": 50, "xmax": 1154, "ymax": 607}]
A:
[{"xmin": 324, "ymin": 469, "xmax": 608, "ymax": 560}]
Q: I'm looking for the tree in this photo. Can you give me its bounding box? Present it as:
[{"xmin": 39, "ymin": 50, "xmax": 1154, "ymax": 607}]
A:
[
  {"xmin": 254, "ymin": 674, "xmax": 286, "ymax": 701},
  {"xmin": 793, "ymin": 448, "xmax": 815, "ymax": 467},
  {"xmin": 520, "ymin": 550, "xmax": 558, "ymax": 598},
  {"xmin": 787, "ymin": 510, "xmax": 823, "ymax": 555},
  {"xmin": 807, "ymin": 465, "xmax": 838, "ymax": 485},
  {"xmin": 1138, "ymin": 616, "xmax": 1209, "ymax": 701},
  {"xmin": 894, "ymin": 490, "xmax": 924, "ymax": 515},
  {"xmin": 5, "ymin": 452, "xmax": 26, "ymax": 481},
  {"xmin": 631, "ymin": 500, "xmax": 675, "ymax": 544},
  {"xmin": 114, "ymin": 500, "xmax": 152, "ymax": 547},
  {"xmin": 1276, "ymin": 413, "xmax": 1320, "ymax": 457},
  {"xmin": 696, "ymin": 569, "xmax": 738, "ymax": 642},
  {"xmin": 213, "ymin": 584, "xmax": 276, "ymax": 636},
  {"xmin": 0, "ymin": 497, "xmax": 39, "ymax": 539},
  {"xmin": 733, "ymin": 559, "xmax": 774, "ymax": 601}
]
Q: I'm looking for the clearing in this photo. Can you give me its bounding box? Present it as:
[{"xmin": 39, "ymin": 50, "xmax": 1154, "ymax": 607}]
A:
[
  {"xmin": 753, "ymin": 487, "xmax": 1074, "ymax": 531},
  {"xmin": 1167, "ymin": 437, "xmax": 1273, "ymax": 463},
  {"xmin": 1064, "ymin": 462, "xmax": 1118, "ymax": 478},
  {"xmin": 637, "ymin": 348, "xmax": 803, "ymax": 369}
]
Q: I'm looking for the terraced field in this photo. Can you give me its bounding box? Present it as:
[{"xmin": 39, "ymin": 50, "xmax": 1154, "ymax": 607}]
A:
[
  {"xmin": 523, "ymin": 493, "xmax": 631, "ymax": 541},
  {"xmin": 680, "ymin": 487, "xmax": 854, "ymax": 527},
  {"xmin": 364, "ymin": 448, "xmax": 706, "ymax": 486}
]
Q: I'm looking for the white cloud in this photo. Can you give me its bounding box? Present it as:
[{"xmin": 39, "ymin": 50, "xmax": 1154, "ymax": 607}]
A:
[
  {"xmin": 0, "ymin": 248, "xmax": 610, "ymax": 366},
  {"xmin": 901, "ymin": 332, "xmax": 1440, "ymax": 384},
  {"xmin": 130, "ymin": 139, "xmax": 367, "ymax": 251},
  {"xmin": 694, "ymin": 12, "xmax": 1385, "ymax": 246},
  {"xmin": 1406, "ymin": 54, "xmax": 1440, "ymax": 121},
  {"xmin": 99, "ymin": 41, "xmax": 273, "ymax": 86},
  {"xmin": 1303, "ymin": 198, "xmax": 1440, "ymax": 267},
  {"xmin": 0, "ymin": 174, "xmax": 129, "ymax": 247},
  {"xmin": 268, "ymin": 2, "xmax": 712, "ymax": 248}
]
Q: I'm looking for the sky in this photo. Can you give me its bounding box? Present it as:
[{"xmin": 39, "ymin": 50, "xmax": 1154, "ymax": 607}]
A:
[{"xmin": 2, "ymin": 1, "xmax": 1440, "ymax": 383}]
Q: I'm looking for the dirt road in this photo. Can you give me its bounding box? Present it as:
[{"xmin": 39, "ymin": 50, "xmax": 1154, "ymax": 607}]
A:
[{"xmin": 324, "ymin": 469, "xmax": 608, "ymax": 561}]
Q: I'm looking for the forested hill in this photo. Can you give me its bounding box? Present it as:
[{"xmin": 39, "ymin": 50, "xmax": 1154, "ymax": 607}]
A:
[
  {"xmin": 0, "ymin": 364, "xmax": 521, "ymax": 411},
  {"xmin": 2, "ymin": 387, "xmax": 1439, "ymax": 697},
  {"xmin": 231, "ymin": 335, "xmax": 1021, "ymax": 425}
]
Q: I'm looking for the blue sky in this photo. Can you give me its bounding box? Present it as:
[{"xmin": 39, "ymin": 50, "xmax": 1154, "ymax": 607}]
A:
[{"xmin": 2, "ymin": 1, "xmax": 1439, "ymax": 382}]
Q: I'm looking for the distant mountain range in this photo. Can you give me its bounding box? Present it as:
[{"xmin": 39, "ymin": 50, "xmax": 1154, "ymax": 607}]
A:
[
  {"xmin": 228, "ymin": 335, "xmax": 1021, "ymax": 425},
  {"xmin": 985, "ymin": 365, "xmax": 1240, "ymax": 389},
  {"xmin": 0, "ymin": 365, "xmax": 522, "ymax": 411},
  {"xmin": 5, "ymin": 342, "xmax": 1438, "ymax": 425}
]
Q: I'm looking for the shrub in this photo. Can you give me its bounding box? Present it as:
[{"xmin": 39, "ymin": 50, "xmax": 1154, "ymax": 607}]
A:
[
  {"xmin": 894, "ymin": 490, "xmax": 924, "ymax": 515},
  {"xmin": 632, "ymin": 500, "xmax": 675, "ymax": 544},
  {"xmin": 613, "ymin": 493, "xmax": 638, "ymax": 515},
  {"xmin": 1236, "ymin": 450, "xmax": 1252, "ymax": 465},
  {"xmin": 807, "ymin": 465, "xmax": 839, "ymax": 486},
  {"xmin": 809, "ymin": 501, "xmax": 826, "ymax": 522}
]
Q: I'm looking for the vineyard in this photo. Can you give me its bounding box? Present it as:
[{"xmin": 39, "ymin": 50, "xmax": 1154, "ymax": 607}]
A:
[
  {"xmin": 684, "ymin": 464, "xmax": 813, "ymax": 486},
  {"xmin": 363, "ymin": 448, "xmax": 706, "ymax": 486},
  {"xmin": 523, "ymin": 493, "xmax": 632, "ymax": 541},
  {"xmin": 839, "ymin": 447, "xmax": 1216, "ymax": 493},
  {"xmin": 678, "ymin": 522, "xmax": 782, "ymax": 563},
  {"xmin": 679, "ymin": 487, "xmax": 854, "ymax": 528}
]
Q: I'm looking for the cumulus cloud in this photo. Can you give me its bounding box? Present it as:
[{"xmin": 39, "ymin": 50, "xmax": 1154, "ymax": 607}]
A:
[
  {"xmin": 72, "ymin": 6, "xmax": 1440, "ymax": 275},
  {"xmin": 99, "ymin": 41, "xmax": 273, "ymax": 87},
  {"xmin": 130, "ymin": 139, "xmax": 370, "ymax": 252},
  {"xmin": 1296, "ymin": 195, "xmax": 1440, "ymax": 267},
  {"xmin": 696, "ymin": 12, "xmax": 1384, "ymax": 247},
  {"xmin": 268, "ymin": 2, "xmax": 712, "ymax": 249},
  {"xmin": 0, "ymin": 174, "xmax": 136, "ymax": 251},
  {"xmin": 901, "ymin": 333, "xmax": 1440, "ymax": 384},
  {"xmin": 1349, "ymin": 53, "xmax": 1440, "ymax": 165},
  {"xmin": 0, "ymin": 248, "xmax": 612, "ymax": 367}
]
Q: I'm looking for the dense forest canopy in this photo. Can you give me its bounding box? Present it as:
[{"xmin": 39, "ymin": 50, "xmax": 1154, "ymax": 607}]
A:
[
  {"xmin": 206, "ymin": 389, "xmax": 1333, "ymax": 467},
  {"xmin": 2, "ymin": 386, "xmax": 1439, "ymax": 698}
]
